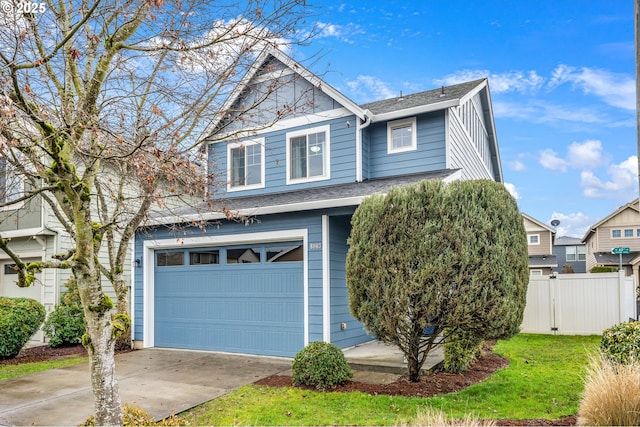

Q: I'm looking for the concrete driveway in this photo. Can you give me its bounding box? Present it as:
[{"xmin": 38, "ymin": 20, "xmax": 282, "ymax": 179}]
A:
[{"xmin": 0, "ymin": 348, "xmax": 291, "ymax": 426}]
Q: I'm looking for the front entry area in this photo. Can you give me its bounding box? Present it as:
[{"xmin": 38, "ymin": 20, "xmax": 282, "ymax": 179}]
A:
[{"xmin": 153, "ymin": 241, "xmax": 304, "ymax": 357}]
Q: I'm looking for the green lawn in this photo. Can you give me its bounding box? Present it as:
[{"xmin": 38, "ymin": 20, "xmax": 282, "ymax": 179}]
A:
[
  {"xmin": 0, "ymin": 356, "xmax": 87, "ymax": 381},
  {"xmin": 183, "ymin": 334, "xmax": 601, "ymax": 426}
]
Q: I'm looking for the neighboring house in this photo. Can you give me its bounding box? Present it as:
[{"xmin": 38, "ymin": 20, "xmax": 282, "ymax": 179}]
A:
[
  {"xmin": 133, "ymin": 48, "xmax": 503, "ymax": 358},
  {"xmin": 522, "ymin": 213, "xmax": 557, "ymax": 276},
  {"xmin": 552, "ymin": 236, "xmax": 586, "ymax": 273},
  {"xmin": 582, "ymin": 199, "xmax": 640, "ymax": 280}
]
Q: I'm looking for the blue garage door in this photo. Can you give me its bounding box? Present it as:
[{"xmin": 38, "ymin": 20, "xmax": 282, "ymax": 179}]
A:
[{"xmin": 154, "ymin": 242, "xmax": 304, "ymax": 357}]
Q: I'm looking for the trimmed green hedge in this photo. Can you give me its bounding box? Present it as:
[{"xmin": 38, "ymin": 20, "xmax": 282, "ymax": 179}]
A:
[
  {"xmin": 292, "ymin": 341, "xmax": 353, "ymax": 389},
  {"xmin": 590, "ymin": 266, "xmax": 619, "ymax": 273},
  {"xmin": 0, "ymin": 297, "xmax": 46, "ymax": 359}
]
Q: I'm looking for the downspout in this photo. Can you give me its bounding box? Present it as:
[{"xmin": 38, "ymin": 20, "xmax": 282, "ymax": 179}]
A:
[{"xmin": 355, "ymin": 109, "xmax": 373, "ymax": 182}]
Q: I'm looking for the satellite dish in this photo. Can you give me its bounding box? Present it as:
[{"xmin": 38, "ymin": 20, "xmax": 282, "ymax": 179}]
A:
[{"xmin": 550, "ymin": 219, "xmax": 560, "ymax": 227}]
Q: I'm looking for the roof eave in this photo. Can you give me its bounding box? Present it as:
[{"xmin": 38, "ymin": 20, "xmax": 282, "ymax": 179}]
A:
[{"xmin": 370, "ymin": 99, "xmax": 460, "ymax": 123}]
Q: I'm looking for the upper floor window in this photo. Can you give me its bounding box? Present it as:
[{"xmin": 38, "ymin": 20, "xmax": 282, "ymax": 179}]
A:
[
  {"xmin": 228, "ymin": 139, "xmax": 264, "ymax": 191},
  {"xmin": 387, "ymin": 117, "xmax": 417, "ymax": 153},
  {"xmin": 612, "ymin": 229, "xmax": 621, "ymax": 238},
  {"xmin": 286, "ymin": 125, "xmax": 330, "ymax": 184},
  {"xmin": 624, "ymin": 229, "xmax": 634, "ymax": 238},
  {"xmin": 528, "ymin": 234, "xmax": 540, "ymax": 245},
  {"xmin": 0, "ymin": 157, "xmax": 23, "ymax": 207},
  {"xmin": 566, "ymin": 245, "xmax": 586, "ymax": 262}
]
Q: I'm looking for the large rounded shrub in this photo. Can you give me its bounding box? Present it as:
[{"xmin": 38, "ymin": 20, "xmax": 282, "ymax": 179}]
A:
[
  {"xmin": 292, "ymin": 341, "xmax": 353, "ymax": 389},
  {"xmin": 601, "ymin": 321, "xmax": 640, "ymax": 364},
  {"xmin": 0, "ymin": 297, "xmax": 46, "ymax": 359}
]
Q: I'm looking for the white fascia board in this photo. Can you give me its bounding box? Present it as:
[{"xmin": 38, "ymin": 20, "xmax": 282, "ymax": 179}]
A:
[
  {"xmin": 0, "ymin": 227, "xmax": 57, "ymax": 239},
  {"xmin": 371, "ymin": 99, "xmax": 460, "ymax": 123},
  {"xmin": 150, "ymin": 195, "xmax": 367, "ymax": 226}
]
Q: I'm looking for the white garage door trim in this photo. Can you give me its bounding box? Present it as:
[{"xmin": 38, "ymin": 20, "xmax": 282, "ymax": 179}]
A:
[{"xmin": 142, "ymin": 229, "xmax": 309, "ymax": 349}]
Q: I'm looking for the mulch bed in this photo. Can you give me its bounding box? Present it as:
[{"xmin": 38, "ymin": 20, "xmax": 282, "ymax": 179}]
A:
[
  {"xmin": 0, "ymin": 344, "xmax": 131, "ymax": 365},
  {"xmin": 255, "ymin": 342, "xmax": 577, "ymax": 426}
]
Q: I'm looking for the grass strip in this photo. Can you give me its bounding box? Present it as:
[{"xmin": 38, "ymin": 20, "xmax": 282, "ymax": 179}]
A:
[
  {"xmin": 0, "ymin": 356, "xmax": 88, "ymax": 381},
  {"xmin": 183, "ymin": 334, "xmax": 601, "ymax": 425}
]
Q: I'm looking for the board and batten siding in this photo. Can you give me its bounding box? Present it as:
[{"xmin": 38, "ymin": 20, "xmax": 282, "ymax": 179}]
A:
[
  {"xmin": 328, "ymin": 215, "xmax": 370, "ymax": 348},
  {"xmin": 209, "ymin": 116, "xmax": 358, "ymax": 198},
  {"xmin": 447, "ymin": 107, "xmax": 495, "ymax": 181},
  {"xmin": 367, "ymin": 111, "xmax": 446, "ymax": 179},
  {"xmin": 134, "ymin": 211, "xmax": 328, "ymax": 347}
]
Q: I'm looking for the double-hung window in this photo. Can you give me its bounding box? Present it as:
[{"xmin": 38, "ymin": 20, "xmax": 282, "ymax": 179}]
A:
[
  {"xmin": 228, "ymin": 139, "xmax": 264, "ymax": 191},
  {"xmin": 387, "ymin": 117, "xmax": 417, "ymax": 153},
  {"xmin": 566, "ymin": 245, "xmax": 586, "ymax": 262},
  {"xmin": 287, "ymin": 125, "xmax": 330, "ymax": 184}
]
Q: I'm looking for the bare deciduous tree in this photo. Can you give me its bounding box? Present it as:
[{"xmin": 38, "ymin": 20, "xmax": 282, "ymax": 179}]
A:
[{"xmin": 0, "ymin": 1, "xmax": 312, "ymax": 424}]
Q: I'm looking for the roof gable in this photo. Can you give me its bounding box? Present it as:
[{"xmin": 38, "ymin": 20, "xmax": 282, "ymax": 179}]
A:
[
  {"xmin": 582, "ymin": 198, "xmax": 640, "ymax": 242},
  {"xmin": 522, "ymin": 213, "xmax": 555, "ymax": 234}
]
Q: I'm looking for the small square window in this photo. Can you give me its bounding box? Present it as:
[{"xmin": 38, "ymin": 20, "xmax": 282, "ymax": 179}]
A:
[
  {"xmin": 528, "ymin": 234, "xmax": 539, "ymax": 245},
  {"xmin": 624, "ymin": 229, "xmax": 634, "ymax": 238},
  {"xmin": 387, "ymin": 118, "xmax": 417, "ymax": 153},
  {"xmin": 612, "ymin": 230, "xmax": 621, "ymax": 238}
]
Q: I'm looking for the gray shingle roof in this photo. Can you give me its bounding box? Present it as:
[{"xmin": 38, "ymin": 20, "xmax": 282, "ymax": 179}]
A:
[
  {"xmin": 361, "ymin": 79, "xmax": 486, "ymax": 115},
  {"xmin": 529, "ymin": 255, "xmax": 558, "ymax": 268},
  {"xmin": 152, "ymin": 169, "xmax": 459, "ymax": 221},
  {"xmin": 554, "ymin": 236, "xmax": 584, "ymax": 246}
]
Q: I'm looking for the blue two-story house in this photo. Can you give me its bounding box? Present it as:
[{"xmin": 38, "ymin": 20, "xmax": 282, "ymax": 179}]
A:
[{"xmin": 132, "ymin": 48, "xmax": 503, "ymax": 357}]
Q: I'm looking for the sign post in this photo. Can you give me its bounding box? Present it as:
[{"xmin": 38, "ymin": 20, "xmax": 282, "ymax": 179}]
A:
[{"xmin": 611, "ymin": 247, "xmax": 631, "ymax": 271}]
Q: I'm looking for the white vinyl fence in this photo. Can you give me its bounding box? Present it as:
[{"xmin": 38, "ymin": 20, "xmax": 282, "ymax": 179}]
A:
[{"xmin": 521, "ymin": 272, "xmax": 637, "ymax": 335}]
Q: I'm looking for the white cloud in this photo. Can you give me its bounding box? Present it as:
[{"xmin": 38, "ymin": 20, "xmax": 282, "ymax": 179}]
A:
[
  {"xmin": 581, "ymin": 155, "xmax": 638, "ymax": 198},
  {"xmin": 504, "ymin": 182, "xmax": 520, "ymax": 200},
  {"xmin": 548, "ymin": 211, "xmax": 593, "ymax": 238},
  {"xmin": 509, "ymin": 159, "xmax": 526, "ymax": 171},
  {"xmin": 539, "ymin": 140, "xmax": 605, "ymax": 172},
  {"xmin": 314, "ymin": 21, "xmax": 364, "ymax": 44},
  {"xmin": 492, "ymin": 100, "xmax": 608, "ymax": 125},
  {"xmin": 539, "ymin": 149, "xmax": 568, "ymax": 172},
  {"xmin": 434, "ymin": 70, "xmax": 544, "ymax": 93},
  {"xmin": 548, "ymin": 65, "xmax": 635, "ymax": 111},
  {"xmin": 346, "ymin": 75, "xmax": 395, "ymax": 102}
]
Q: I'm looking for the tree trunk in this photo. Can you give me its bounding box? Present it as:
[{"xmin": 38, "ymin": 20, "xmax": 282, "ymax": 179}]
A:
[
  {"xmin": 406, "ymin": 341, "xmax": 422, "ymax": 382},
  {"xmin": 85, "ymin": 308, "xmax": 123, "ymax": 426},
  {"xmin": 113, "ymin": 276, "xmax": 132, "ymax": 350}
]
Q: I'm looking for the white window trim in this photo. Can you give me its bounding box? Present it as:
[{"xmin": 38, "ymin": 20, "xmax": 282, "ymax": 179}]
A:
[
  {"xmin": 226, "ymin": 138, "xmax": 265, "ymax": 192},
  {"xmin": 611, "ymin": 229, "xmax": 622, "ymax": 239},
  {"xmin": 528, "ymin": 234, "xmax": 540, "ymax": 245},
  {"xmin": 530, "ymin": 269, "xmax": 543, "ymax": 276},
  {"xmin": 0, "ymin": 157, "xmax": 25, "ymax": 211},
  {"xmin": 286, "ymin": 124, "xmax": 331, "ymax": 185},
  {"xmin": 387, "ymin": 117, "xmax": 417, "ymax": 154}
]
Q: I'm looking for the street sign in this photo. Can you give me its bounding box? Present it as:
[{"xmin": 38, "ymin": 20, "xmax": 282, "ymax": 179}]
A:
[{"xmin": 611, "ymin": 247, "xmax": 631, "ymax": 255}]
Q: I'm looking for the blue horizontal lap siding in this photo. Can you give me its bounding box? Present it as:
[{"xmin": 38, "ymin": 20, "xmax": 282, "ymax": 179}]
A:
[
  {"xmin": 208, "ymin": 115, "xmax": 358, "ymax": 198},
  {"xmin": 368, "ymin": 112, "xmax": 446, "ymax": 179},
  {"xmin": 154, "ymin": 251, "xmax": 303, "ymax": 357}
]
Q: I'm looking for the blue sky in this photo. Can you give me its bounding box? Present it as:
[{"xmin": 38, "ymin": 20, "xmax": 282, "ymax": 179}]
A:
[{"xmin": 292, "ymin": 0, "xmax": 636, "ymax": 238}]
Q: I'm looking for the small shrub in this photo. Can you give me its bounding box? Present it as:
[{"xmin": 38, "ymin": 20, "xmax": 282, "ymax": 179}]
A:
[
  {"xmin": 600, "ymin": 321, "xmax": 640, "ymax": 364},
  {"xmin": 83, "ymin": 403, "xmax": 187, "ymax": 426},
  {"xmin": 43, "ymin": 278, "xmax": 85, "ymax": 347},
  {"xmin": 0, "ymin": 297, "xmax": 46, "ymax": 359},
  {"xmin": 577, "ymin": 356, "xmax": 640, "ymax": 426},
  {"xmin": 590, "ymin": 266, "xmax": 619, "ymax": 273},
  {"xmin": 292, "ymin": 341, "xmax": 353, "ymax": 389},
  {"xmin": 444, "ymin": 331, "xmax": 483, "ymax": 373}
]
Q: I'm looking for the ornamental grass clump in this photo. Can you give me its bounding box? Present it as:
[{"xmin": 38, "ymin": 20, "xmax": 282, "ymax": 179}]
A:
[
  {"xmin": 406, "ymin": 407, "xmax": 496, "ymax": 426},
  {"xmin": 577, "ymin": 355, "xmax": 640, "ymax": 426},
  {"xmin": 292, "ymin": 341, "xmax": 353, "ymax": 389}
]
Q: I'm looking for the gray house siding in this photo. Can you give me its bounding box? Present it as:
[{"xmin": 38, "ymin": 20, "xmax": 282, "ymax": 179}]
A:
[
  {"xmin": 448, "ymin": 108, "xmax": 495, "ymax": 181},
  {"xmin": 367, "ymin": 111, "xmax": 446, "ymax": 179},
  {"xmin": 552, "ymin": 245, "xmax": 587, "ymax": 273}
]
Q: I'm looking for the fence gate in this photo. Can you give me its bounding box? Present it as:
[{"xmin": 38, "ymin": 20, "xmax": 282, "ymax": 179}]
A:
[{"xmin": 520, "ymin": 272, "xmax": 637, "ymax": 335}]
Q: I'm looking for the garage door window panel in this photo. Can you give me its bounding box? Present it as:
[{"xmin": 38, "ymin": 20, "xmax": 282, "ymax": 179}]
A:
[
  {"xmin": 266, "ymin": 243, "xmax": 303, "ymax": 262},
  {"xmin": 189, "ymin": 251, "xmax": 220, "ymax": 265},
  {"xmin": 226, "ymin": 247, "xmax": 262, "ymax": 264},
  {"xmin": 157, "ymin": 251, "xmax": 184, "ymax": 266}
]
